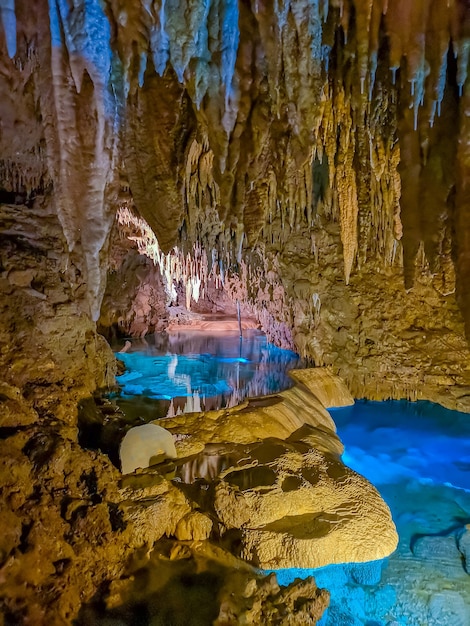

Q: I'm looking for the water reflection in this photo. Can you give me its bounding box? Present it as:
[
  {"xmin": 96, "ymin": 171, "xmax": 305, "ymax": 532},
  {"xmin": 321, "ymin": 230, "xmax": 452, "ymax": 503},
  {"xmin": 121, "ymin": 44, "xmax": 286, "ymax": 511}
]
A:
[{"xmin": 114, "ymin": 330, "xmax": 301, "ymax": 416}]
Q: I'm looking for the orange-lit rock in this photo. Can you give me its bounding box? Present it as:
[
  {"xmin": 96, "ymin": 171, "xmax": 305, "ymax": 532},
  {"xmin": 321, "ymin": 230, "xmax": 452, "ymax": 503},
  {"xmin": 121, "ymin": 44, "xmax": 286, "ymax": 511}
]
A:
[{"xmin": 0, "ymin": 0, "xmax": 469, "ymax": 622}]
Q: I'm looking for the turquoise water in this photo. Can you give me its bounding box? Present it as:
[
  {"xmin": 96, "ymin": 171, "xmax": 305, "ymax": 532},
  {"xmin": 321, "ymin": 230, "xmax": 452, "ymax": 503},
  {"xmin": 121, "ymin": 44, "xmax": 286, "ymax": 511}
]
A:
[
  {"xmin": 273, "ymin": 400, "xmax": 470, "ymax": 625},
  {"xmin": 114, "ymin": 339, "xmax": 470, "ymax": 623},
  {"xmin": 114, "ymin": 330, "xmax": 301, "ymax": 414}
]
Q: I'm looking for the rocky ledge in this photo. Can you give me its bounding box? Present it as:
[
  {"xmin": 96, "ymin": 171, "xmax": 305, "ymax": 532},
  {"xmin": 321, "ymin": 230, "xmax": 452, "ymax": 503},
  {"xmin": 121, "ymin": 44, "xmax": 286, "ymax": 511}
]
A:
[{"xmin": 0, "ymin": 351, "xmax": 397, "ymax": 624}]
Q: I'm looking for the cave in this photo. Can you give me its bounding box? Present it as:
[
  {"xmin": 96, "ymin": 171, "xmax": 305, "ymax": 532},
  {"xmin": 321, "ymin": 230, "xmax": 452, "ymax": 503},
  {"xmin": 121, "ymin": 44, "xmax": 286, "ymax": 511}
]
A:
[{"xmin": 1, "ymin": 0, "xmax": 470, "ymax": 624}]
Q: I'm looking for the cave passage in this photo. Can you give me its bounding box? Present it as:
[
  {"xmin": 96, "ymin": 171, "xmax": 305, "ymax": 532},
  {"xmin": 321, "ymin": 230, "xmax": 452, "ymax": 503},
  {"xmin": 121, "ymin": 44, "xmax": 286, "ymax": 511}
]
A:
[{"xmin": 273, "ymin": 400, "xmax": 470, "ymax": 625}]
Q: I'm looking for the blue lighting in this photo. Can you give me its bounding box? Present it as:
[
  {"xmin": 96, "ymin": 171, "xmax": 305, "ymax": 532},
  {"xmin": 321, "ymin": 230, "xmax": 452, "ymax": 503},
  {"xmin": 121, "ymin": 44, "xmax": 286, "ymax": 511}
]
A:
[
  {"xmin": 220, "ymin": 0, "xmax": 239, "ymax": 93},
  {"xmin": 48, "ymin": 0, "xmax": 117, "ymax": 118},
  {"xmin": 48, "ymin": 0, "xmax": 62, "ymax": 48},
  {"xmin": 330, "ymin": 400, "xmax": 470, "ymax": 494},
  {"xmin": 269, "ymin": 400, "xmax": 470, "ymax": 624},
  {"xmin": 115, "ymin": 329, "xmax": 301, "ymax": 410},
  {"xmin": 50, "ymin": 0, "xmax": 112, "ymax": 78}
]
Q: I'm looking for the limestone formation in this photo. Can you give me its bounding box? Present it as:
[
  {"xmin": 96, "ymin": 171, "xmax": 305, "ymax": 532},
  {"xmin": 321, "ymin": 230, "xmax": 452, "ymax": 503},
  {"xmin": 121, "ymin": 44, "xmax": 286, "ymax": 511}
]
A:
[
  {"xmin": 159, "ymin": 377, "xmax": 342, "ymax": 457},
  {"xmin": 119, "ymin": 422, "xmax": 177, "ymax": 474},
  {"xmin": 80, "ymin": 541, "xmax": 330, "ymax": 625},
  {"xmin": 0, "ymin": 0, "xmax": 470, "ymax": 623},
  {"xmin": 289, "ymin": 367, "xmax": 355, "ymax": 408},
  {"xmin": 215, "ymin": 446, "xmax": 397, "ymax": 569},
  {"xmin": 158, "ymin": 374, "xmax": 398, "ymax": 569}
]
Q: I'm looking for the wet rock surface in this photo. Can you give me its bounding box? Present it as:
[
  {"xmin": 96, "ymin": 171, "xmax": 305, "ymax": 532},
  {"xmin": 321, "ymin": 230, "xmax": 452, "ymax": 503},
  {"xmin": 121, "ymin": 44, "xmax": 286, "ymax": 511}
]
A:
[
  {"xmin": 0, "ymin": 202, "xmax": 129, "ymax": 623},
  {"xmin": 0, "ymin": 307, "xmax": 352, "ymax": 626},
  {"xmin": 153, "ymin": 371, "xmax": 398, "ymax": 570},
  {"xmin": 1, "ymin": 1, "xmax": 470, "ymax": 623}
]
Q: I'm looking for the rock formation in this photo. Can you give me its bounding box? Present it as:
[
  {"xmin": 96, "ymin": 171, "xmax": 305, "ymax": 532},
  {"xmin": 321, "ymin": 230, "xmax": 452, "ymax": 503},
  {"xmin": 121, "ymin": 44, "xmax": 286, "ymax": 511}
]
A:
[
  {"xmin": 0, "ymin": 0, "xmax": 470, "ymax": 623},
  {"xmin": 156, "ymin": 368, "xmax": 397, "ymax": 569},
  {"xmin": 119, "ymin": 422, "xmax": 177, "ymax": 474}
]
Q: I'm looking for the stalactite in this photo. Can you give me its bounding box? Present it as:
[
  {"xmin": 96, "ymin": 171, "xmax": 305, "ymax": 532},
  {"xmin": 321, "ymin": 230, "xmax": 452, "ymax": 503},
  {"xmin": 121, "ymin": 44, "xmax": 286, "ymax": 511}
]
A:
[
  {"xmin": 327, "ymin": 88, "xmax": 359, "ymax": 284},
  {"xmin": 0, "ymin": 0, "xmax": 470, "ymax": 308},
  {"xmin": 103, "ymin": 0, "xmax": 470, "ymax": 292},
  {"xmin": 41, "ymin": 0, "xmax": 120, "ymax": 320},
  {"xmin": 1, "ymin": 0, "xmax": 470, "ymax": 334},
  {"xmin": 0, "ymin": 0, "xmax": 16, "ymax": 58},
  {"xmin": 117, "ymin": 207, "xmax": 218, "ymax": 311}
]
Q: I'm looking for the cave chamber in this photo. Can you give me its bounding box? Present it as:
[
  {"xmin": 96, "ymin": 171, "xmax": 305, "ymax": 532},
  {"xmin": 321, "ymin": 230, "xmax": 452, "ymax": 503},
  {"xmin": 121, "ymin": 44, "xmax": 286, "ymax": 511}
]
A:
[{"xmin": 0, "ymin": 0, "xmax": 469, "ymax": 624}]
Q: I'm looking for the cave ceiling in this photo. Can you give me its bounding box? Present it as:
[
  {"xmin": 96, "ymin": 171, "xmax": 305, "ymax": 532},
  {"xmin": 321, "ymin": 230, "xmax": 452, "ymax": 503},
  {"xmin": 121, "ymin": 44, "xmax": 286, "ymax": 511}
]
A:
[
  {"xmin": 3, "ymin": 5, "xmax": 470, "ymax": 622},
  {"xmin": 0, "ymin": 0, "xmax": 469, "ymax": 326}
]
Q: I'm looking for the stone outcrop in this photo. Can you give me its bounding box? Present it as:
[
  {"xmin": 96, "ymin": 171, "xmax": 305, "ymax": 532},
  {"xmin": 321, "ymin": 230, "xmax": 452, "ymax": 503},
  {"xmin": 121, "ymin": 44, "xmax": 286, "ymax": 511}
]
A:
[
  {"xmin": 120, "ymin": 422, "xmax": 177, "ymax": 474},
  {"xmin": 0, "ymin": 202, "xmax": 116, "ymax": 425},
  {"xmin": 78, "ymin": 541, "xmax": 330, "ymax": 625},
  {"xmin": 157, "ymin": 371, "xmax": 398, "ymax": 569},
  {"xmin": 74, "ymin": 369, "xmax": 394, "ymax": 621},
  {"xmin": 289, "ymin": 367, "xmax": 355, "ymax": 408},
  {"xmin": 215, "ymin": 445, "xmax": 396, "ymax": 569},
  {"xmin": 98, "ymin": 219, "xmax": 169, "ymax": 339}
]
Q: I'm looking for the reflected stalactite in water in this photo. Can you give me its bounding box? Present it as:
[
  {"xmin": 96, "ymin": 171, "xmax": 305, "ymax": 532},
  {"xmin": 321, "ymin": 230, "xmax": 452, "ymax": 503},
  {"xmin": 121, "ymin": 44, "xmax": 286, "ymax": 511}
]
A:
[{"xmin": 114, "ymin": 329, "xmax": 302, "ymax": 415}]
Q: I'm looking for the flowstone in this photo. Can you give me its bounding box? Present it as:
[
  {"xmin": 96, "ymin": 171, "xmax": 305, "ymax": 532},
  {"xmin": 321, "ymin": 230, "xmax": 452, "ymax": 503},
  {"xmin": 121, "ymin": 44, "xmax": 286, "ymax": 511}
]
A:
[{"xmin": 159, "ymin": 368, "xmax": 398, "ymax": 570}]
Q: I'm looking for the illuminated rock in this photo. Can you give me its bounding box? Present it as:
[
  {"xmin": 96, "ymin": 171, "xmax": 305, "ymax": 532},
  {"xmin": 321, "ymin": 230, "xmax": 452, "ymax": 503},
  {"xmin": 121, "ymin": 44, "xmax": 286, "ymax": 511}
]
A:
[
  {"xmin": 214, "ymin": 445, "xmax": 398, "ymax": 570},
  {"xmin": 119, "ymin": 423, "xmax": 177, "ymax": 474},
  {"xmin": 175, "ymin": 511, "xmax": 213, "ymax": 541},
  {"xmin": 103, "ymin": 542, "xmax": 329, "ymax": 625},
  {"xmin": 162, "ymin": 372, "xmax": 397, "ymax": 570},
  {"xmin": 289, "ymin": 367, "xmax": 355, "ymax": 408},
  {"xmin": 1, "ymin": 0, "xmax": 470, "ymax": 622},
  {"xmin": 160, "ymin": 371, "xmax": 342, "ymax": 457}
]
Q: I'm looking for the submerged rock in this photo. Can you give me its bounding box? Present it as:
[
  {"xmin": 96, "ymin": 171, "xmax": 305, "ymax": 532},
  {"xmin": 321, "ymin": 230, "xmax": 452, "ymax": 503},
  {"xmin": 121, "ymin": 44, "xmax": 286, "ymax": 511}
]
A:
[{"xmin": 457, "ymin": 525, "xmax": 470, "ymax": 574}]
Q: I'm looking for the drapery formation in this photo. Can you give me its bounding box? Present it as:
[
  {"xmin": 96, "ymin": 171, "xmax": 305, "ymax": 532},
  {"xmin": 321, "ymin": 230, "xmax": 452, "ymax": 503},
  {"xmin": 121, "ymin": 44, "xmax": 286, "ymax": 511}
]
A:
[{"xmin": 0, "ymin": 0, "xmax": 469, "ymax": 334}]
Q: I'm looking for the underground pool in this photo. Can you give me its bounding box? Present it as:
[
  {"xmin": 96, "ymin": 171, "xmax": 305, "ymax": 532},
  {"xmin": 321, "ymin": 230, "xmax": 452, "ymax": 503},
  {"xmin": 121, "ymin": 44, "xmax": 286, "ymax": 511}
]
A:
[
  {"xmin": 114, "ymin": 328, "xmax": 302, "ymax": 417},
  {"xmin": 112, "ymin": 334, "xmax": 470, "ymax": 624},
  {"xmin": 273, "ymin": 400, "xmax": 470, "ymax": 625}
]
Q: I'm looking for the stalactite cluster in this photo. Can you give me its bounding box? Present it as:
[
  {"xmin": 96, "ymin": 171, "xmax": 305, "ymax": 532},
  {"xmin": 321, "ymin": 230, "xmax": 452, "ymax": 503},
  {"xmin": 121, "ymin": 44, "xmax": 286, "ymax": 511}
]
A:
[
  {"xmin": 117, "ymin": 206, "xmax": 213, "ymax": 309},
  {"xmin": 2, "ymin": 2, "xmax": 470, "ymax": 622},
  {"xmin": 0, "ymin": 0, "xmax": 467, "ymax": 389},
  {"xmin": 1, "ymin": 1, "xmax": 468, "ymax": 314}
]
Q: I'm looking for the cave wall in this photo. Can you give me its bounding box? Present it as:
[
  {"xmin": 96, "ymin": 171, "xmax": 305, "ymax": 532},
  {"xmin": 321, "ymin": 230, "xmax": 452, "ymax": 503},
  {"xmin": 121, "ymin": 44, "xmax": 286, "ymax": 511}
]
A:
[
  {"xmin": 1, "ymin": 0, "xmax": 469, "ymax": 402},
  {"xmin": 0, "ymin": 0, "xmax": 470, "ymax": 621},
  {"xmin": 1, "ymin": 0, "xmax": 469, "ymax": 377}
]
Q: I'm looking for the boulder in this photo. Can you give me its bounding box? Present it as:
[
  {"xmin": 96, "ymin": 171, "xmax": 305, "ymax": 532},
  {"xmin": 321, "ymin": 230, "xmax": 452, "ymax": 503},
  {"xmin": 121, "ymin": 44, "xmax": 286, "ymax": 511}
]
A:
[
  {"xmin": 160, "ymin": 374, "xmax": 397, "ymax": 571},
  {"xmin": 213, "ymin": 445, "xmax": 398, "ymax": 569},
  {"xmin": 119, "ymin": 423, "xmax": 177, "ymax": 474}
]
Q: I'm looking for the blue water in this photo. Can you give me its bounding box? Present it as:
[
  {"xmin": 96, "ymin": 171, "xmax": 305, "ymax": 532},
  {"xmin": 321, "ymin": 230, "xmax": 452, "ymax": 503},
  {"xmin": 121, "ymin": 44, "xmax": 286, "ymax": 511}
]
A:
[
  {"xmin": 114, "ymin": 330, "xmax": 301, "ymax": 413},
  {"xmin": 272, "ymin": 400, "xmax": 470, "ymax": 625},
  {"xmin": 113, "ymin": 340, "xmax": 470, "ymax": 623}
]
